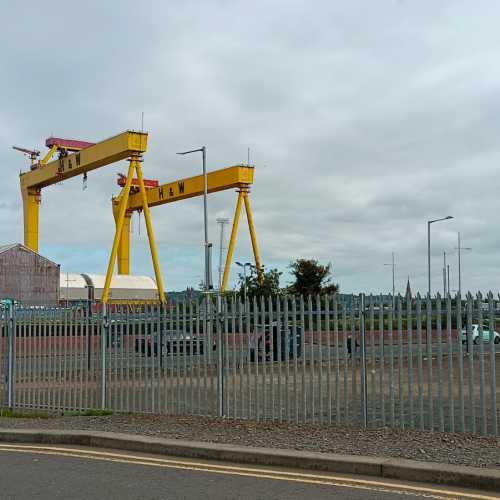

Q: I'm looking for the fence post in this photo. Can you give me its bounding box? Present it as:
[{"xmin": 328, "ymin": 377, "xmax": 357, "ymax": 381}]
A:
[
  {"xmin": 6, "ymin": 303, "xmax": 15, "ymax": 409},
  {"xmin": 359, "ymin": 293, "xmax": 368, "ymax": 428},
  {"xmin": 101, "ymin": 303, "xmax": 108, "ymax": 409},
  {"xmin": 216, "ymin": 293, "xmax": 224, "ymax": 417},
  {"xmin": 87, "ymin": 299, "xmax": 92, "ymax": 371}
]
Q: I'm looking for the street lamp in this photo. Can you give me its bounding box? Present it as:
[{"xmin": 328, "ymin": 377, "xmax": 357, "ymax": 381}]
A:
[
  {"xmin": 443, "ymin": 251, "xmax": 447, "ymax": 296},
  {"xmin": 427, "ymin": 216, "xmax": 453, "ymax": 296},
  {"xmin": 384, "ymin": 252, "xmax": 395, "ymax": 307},
  {"xmin": 216, "ymin": 218, "xmax": 230, "ymax": 291},
  {"xmin": 447, "ymin": 264, "xmax": 450, "ymax": 297},
  {"xmin": 455, "ymin": 232, "xmax": 472, "ymax": 296},
  {"xmin": 177, "ymin": 146, "xmax": 211, "ymax": 292},
  {"xmin": 236, "ymin": 261, "xmax": 252, "ymax": 307},
  {"xmin": 64, "ymin": 272, "xmax": 78, "ymax": 309}
]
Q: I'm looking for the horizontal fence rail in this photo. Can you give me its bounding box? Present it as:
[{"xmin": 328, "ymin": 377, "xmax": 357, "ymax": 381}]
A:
[{"xmin": 1, "ymin": 293, "xmax": 499, "ymax": 435}]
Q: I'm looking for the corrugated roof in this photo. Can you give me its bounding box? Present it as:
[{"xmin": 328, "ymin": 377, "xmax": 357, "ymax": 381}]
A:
[
  {"xmin": 0, "ymin": 243, "xmax": 20, "ymax": 255},
  {"xmin": 0, "ymin": 243, "xmax": 59, "ymax": 266}
]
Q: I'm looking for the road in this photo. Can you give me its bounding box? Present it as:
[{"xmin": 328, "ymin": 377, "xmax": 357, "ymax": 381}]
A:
[{"xmin": 0, "ymin": 443, "xmax": 495, "ymax": 499}]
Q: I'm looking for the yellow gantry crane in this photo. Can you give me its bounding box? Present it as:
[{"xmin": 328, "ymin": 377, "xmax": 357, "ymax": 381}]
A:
[
  {"xmin": 112, "ymin": 164, "xmax": 262, "ymax": 292},
  {"xmin": 16, "ymin": 131, "xmax": 166, "ymax": 304}
]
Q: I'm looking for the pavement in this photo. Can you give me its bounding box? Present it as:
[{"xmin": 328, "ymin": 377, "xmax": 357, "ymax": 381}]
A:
[{"xmin": 0, "ymin": 429, "xmax": 499, "ymax": 499}]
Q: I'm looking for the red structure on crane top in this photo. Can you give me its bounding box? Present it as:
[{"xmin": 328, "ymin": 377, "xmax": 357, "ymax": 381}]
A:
[
  {"xmin": 117, "ymin": 173, "xmax": 159, "ymax": 189},
  {"xmin": 45, "ymin": 137, "xmax": 95, "ymax": 151}
]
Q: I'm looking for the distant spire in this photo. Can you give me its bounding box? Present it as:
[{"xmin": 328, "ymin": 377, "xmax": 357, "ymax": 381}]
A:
[{"xmin": 405, "ymin": 276, "xmax": 412, "ymax": 297}]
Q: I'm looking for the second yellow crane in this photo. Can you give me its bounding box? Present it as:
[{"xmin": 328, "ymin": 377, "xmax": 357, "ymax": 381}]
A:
[{"xmin": 112, "ymin": 164, "xmax": 262, "ymax": 292}]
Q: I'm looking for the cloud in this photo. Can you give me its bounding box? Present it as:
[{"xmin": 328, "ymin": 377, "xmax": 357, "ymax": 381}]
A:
[{"xmin": 1, "ymin": 0, "xmax": 499, "ymax": 294}]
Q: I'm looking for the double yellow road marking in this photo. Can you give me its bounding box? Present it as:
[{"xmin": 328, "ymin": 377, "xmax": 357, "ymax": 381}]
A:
[{"xmin": 0, "ymin": 444, "xmax": 496, "ymax": 500}]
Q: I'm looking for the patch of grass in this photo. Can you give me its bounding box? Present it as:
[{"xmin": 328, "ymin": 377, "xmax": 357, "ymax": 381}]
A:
[
  {"xmin": 64, "ymin": 409, "xmax": 114, "ymax": 417},
  {"xmin": 0, "ymin": 408, "xmax": 49, "ymax": 419}
]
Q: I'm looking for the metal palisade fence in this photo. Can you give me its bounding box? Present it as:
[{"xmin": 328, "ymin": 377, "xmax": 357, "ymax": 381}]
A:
[{"xmin": 0, "ymin": 293, "xmax": 499, "ymax": 435}]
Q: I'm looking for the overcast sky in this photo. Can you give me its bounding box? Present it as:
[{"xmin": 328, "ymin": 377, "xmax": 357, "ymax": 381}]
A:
[{"xmin": 1, "ymin": 1, "xmax": 500, "ymax": 294}]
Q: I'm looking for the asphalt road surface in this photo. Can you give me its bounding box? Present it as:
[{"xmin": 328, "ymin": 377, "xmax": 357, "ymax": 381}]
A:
[{"xmin": 0, "ymin": 444, "xmax": 495, "ymax": 499}]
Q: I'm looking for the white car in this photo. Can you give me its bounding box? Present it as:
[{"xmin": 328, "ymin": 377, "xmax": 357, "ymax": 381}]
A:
[{"xmin": 461, "ymin": 324, "xmax": 500, "ymax": 344}]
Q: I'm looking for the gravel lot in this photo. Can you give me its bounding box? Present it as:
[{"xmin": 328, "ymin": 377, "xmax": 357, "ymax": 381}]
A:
[{"xmin": 0, "ymin": 413, "xmax": 499, "ymax": 470}]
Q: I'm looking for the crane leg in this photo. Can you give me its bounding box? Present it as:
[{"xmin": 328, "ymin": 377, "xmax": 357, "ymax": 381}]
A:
[
  {"xmin": 221, "ymin": 190, "xmax": 244, "ymax": 292},
  {"xmin": 243, "ymin": 192, "xmax": 263, "ymax": 282},
  {"xmin": 117, "ymin": 214, "xmax": 131, "ymax": 275},
  {"xmin": 134, "ymin": 161, "xmax": 166, "ymax": 303},
  {"xmin": 102, "ymin": 160, "xmax": 135, "ymax": 304},
  {"xmin": 21, "ymin": 187, "xmax": 40, "ymax": 252}
]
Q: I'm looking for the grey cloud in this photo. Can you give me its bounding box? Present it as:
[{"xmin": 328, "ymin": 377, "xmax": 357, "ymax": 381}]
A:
[{"xmin": 2, "ymin": 0, "xmax": 500, "ymax": 293}]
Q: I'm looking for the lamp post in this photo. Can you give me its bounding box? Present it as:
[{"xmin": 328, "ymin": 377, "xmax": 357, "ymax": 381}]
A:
[
  {"xmin": 216, "ymin": 218, "xmax": 230, "ymax": 291},
  {"xmin": 64, "ymin": 272, "xmax": 77, "ymax": 308},
  {"xmin": 177, "ymin": 147, "xmax": 211, "ymax": 292},
  {"xmin": 384, "ymin": 252, "xmax": 395, "ymax": 307},
  {"xmin": 443, "ymin": 251, "xmax": 447, "ymax": 296},
  {"xmin": 427, "ymin": 216, "xmax": 453, "ymax": 296},
  {"xmin": 236, "ymin": 261, "xmax": 252, "ymax": 309},
  {"xmin": 455, "ymin": 232, "xmax": 472, "ymax": 296}
]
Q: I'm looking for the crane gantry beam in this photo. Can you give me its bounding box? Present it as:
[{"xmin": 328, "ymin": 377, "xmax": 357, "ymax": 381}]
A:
[
  {"xmin": 112, "ymin": 164, "xmax": 262, "ymax": 291},
  {"xmin": 21, "ymin": 131, "xmax": 147, "ymax": 191},
  {"xmin": 126, "ymin": 164, "xmax": 254, "ymax": 210},
  {"xmin": 20, "ymin": 131, "xmax": 148, "ymax": 252}
]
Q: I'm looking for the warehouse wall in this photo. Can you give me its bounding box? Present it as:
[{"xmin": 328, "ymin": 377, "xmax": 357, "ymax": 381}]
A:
[{"xmin": 0, "ymin": 245, "xmax": 60, "ymax": 306}]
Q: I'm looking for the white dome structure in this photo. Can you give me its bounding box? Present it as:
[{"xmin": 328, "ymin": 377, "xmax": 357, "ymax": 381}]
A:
[
  {"xmin": 59, "ymin": 273, "xmax": 88, "ymax": 301},
  {"xmin": 83, "ymin": 274, "xmax": 158, "ymax": 301},
  {"xmin": 60, "ymin": 273, "xmax": 159, "ymax": 302}
]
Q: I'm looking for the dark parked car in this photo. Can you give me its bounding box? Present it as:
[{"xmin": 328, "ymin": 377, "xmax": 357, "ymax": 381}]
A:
[
  {"xmin": 250, "ymin": 323, "xmax": 303, "ymax": 362},
  {"xmin": 135, "ymin": 332, "xmax": 204, "ymax": 357}
]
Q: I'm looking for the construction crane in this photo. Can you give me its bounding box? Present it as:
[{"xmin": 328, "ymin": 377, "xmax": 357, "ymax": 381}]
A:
[
  {"xmin": 112, "ymin": 164, "xmax": 262, "ymax": 291},
  {"xmin": 16, "ymin": 131, "xmax": 165, "ymax": 304},
  {"xmin": 12, "ymin": 146, "xmax": 40, "ymax": 169}
]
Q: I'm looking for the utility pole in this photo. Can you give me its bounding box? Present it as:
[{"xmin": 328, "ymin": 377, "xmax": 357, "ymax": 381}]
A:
[
  {"xmin": 427, "ymin": 216, "xmax": 453, "ymax": 296},
  {"xmin": 456, "ymin": 232, "xmax": 472, "ymax": 297},
  {"xmin": 216, "ymin": 218, "xmax": 230, "ymax": 291},
  {"xmin": 384, "ymin": 252, "xmax": 395, "ymax": 308},
  {"xmin": 65, "ymin": 272, "xmax": 77, "ymax": 308},
  {"xmin": 236, "ymin": 262, "xmax": 251, "ymax": 312},
  {"xmin": 391, "ymin": 251, "xmax": 395, "ymax": 299},
  {"xmin": 177, "ymin": 146, "xmax": 212, "ymax": 294},
  {"xmin": 177, "ymin": 146, "xmax": 217, "ymax": 413},
  {"xmin": 443, "ymin": 251, "xmax": 447, "ymax": 296}
]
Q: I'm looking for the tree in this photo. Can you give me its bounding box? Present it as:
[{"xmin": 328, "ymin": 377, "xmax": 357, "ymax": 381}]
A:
[
  {"xmin": 237, "ymin": 266, "xmax": 282, "ymax": 300},
  {"xmin": 288, "ymin": 259, "xmax": 338, "ymax": 296}
]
